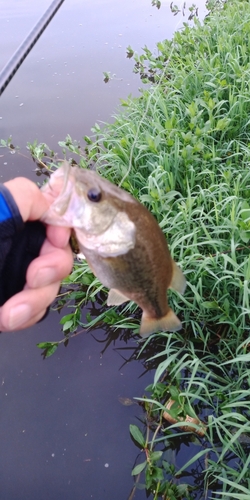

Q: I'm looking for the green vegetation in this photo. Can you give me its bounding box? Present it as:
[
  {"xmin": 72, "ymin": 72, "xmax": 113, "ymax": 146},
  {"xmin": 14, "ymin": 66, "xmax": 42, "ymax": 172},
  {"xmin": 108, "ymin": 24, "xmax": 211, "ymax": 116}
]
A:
[{"xmin": 3, "ymin": 0, "xmax": 250, "ymax": 497}]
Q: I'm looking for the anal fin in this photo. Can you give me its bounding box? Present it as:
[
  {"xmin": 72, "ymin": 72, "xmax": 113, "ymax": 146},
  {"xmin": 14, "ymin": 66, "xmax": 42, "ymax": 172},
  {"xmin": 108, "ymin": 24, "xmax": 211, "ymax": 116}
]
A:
[
  {"xmin": 107, "ymin": 288, "xmax": 130, "ymax": 306},
  {"xmin": 169, "ymin": 261, "xmax": 186, "ymax": 295}
]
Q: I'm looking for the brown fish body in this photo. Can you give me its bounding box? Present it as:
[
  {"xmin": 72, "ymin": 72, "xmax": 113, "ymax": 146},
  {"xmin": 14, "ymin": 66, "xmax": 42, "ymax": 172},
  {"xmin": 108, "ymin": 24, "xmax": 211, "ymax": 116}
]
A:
[
  {"xmin": 82, "ymin": 200, "xmax": 173, "ymax": 316},
  {"xmin": 41, "ymin": 162, "xmax": 186, "ymax": 337}
]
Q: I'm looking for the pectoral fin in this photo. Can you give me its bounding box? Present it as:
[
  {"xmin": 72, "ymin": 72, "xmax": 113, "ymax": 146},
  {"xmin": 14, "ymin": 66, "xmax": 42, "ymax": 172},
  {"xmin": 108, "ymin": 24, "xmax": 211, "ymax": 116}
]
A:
[
  {"xmin": 107, "ymin": 289, "xmax": 130, "ymax": 306},
  {"xmin": 140, "ymin": 308, "xmax": 182, "ymax": 338},
  {"xmin": 169, "ymin": 261, "xmax": 186, "ymax": 295}
]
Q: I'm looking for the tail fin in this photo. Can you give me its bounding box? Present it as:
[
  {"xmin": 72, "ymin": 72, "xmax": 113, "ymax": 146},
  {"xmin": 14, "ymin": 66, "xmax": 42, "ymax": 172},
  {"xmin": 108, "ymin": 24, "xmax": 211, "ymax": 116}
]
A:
[{"xmin": 140, "ymin": 308, "xmax": 182, "ymax": 338}]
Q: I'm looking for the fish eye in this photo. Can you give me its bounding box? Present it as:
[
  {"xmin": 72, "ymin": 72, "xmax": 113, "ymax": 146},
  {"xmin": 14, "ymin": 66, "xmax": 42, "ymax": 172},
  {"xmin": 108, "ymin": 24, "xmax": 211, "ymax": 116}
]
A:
[{"xmin": 87, "ymin": 187, "xmax": 102, "ymax": 202}]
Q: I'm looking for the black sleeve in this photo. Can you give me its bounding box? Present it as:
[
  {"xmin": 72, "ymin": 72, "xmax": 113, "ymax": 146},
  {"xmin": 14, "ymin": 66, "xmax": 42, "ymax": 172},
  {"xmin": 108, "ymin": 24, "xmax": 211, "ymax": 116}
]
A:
[{"xmin": 0, "ymin": 185, "xmax": 46, "ymax": 306}]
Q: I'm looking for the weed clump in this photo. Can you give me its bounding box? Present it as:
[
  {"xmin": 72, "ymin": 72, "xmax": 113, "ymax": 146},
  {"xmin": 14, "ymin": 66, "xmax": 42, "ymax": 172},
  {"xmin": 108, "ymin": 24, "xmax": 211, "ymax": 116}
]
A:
[
  {"xmin": 86, "ymin": 0, "xmax": 250, "ymax": 344},
  {"xmin": 82, "ymin": 1, "xmax": 250, "ymax": 497}
]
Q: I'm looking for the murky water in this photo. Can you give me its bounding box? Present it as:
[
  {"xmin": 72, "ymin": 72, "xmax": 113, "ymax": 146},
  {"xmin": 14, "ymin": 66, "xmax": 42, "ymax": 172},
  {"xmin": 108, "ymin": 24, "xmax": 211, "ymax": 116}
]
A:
[{"xmin": 0, "ymin": 1, "xmax": 206, "ymax": 499}]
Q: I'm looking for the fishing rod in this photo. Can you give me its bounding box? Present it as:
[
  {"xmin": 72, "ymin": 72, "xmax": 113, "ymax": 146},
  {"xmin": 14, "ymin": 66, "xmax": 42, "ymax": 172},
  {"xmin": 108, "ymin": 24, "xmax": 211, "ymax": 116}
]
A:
[
  {"xmin": 0, "ymin": 0, "xmax": 66, "ymax": 305},
  {"xmin": 0, "ymin": 0, "xmax": 65, "ymax": 96}
]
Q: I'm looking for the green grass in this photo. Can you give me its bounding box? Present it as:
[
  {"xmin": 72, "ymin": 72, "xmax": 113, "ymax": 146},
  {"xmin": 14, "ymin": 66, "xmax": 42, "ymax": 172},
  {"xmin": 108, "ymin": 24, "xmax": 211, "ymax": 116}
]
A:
[
  {"xmin": 9, "ymin": 0, "xmax": 250, "ymax": 497},
  {"xmin": 82, "ymin": 0, "xmax": 250, "ymax": 349}
]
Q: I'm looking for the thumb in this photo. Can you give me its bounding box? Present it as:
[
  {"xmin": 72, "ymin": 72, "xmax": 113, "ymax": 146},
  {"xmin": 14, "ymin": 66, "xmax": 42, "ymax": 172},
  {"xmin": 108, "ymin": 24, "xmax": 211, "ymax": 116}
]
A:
[{"xmin": 4, "ymin": 177, "xmax": 50, "ymax": 222}]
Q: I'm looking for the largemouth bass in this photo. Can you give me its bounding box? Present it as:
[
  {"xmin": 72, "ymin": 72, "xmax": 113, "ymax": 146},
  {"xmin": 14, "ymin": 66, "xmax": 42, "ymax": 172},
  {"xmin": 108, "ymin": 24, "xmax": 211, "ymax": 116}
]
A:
[{"xmin": 41, "ymin": 162, "xmax": 186, "ymax": 337}]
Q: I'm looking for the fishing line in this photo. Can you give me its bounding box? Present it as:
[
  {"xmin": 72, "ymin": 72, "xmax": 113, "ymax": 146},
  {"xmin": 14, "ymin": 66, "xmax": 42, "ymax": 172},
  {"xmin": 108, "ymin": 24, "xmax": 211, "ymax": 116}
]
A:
[
  {"xmin": 0, "ymin": 0, "xmax": 65, "ymax": 96},
  {"xmin": 119, "ymin": 11, "xmax": 185, "ymax": 187}
]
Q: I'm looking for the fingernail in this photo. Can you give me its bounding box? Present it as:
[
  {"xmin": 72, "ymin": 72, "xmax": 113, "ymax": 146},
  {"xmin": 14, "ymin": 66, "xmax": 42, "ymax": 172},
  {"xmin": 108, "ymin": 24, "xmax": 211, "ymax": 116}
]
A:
[
  {"xmin": 33, "ymin": 267, "xmax": 57, "ymax": 287},
  {"xmin": 8, "ymin": 304, "xmax": 32, "ymax": 330}
]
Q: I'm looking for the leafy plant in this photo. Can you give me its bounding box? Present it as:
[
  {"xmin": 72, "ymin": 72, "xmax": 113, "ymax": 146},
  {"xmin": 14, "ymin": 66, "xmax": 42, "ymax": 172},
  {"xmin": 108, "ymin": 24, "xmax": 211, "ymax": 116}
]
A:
[{"xmin": 53, "ymin": 1, "xmax": 250, "ymax": 497}]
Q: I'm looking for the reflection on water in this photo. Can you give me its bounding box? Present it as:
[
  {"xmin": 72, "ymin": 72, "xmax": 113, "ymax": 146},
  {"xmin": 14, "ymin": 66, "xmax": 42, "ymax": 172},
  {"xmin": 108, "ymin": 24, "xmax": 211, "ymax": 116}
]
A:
[
  {"xmin": 0, "ymin": 0, "xmax": 206, "ymax": 181},
  {"xmin": 0, "ymin": 1, "xmax": 206, "ymax": 499},
  {"xmin": 0, "ymin": 314, "xmax": 151, "ymax": 500}
]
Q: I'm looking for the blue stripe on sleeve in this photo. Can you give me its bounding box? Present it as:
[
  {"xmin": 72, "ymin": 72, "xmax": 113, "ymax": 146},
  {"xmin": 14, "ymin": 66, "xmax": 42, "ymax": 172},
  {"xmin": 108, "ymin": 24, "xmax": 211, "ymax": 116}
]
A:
[{"xmin": 0, "ymin": 192, "xmax": 12, "ymax": 222}]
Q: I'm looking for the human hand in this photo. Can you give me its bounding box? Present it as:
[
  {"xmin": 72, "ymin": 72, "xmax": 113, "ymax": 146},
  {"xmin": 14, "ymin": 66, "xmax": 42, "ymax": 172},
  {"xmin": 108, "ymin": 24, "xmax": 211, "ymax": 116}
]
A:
[{"xmin": 0, "ymin": 177, "xmax": 73, "ymax": 331}]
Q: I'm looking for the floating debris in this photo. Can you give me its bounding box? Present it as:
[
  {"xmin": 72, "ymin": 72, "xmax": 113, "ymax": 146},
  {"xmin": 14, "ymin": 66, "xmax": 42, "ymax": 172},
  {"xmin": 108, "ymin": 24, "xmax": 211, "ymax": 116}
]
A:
[{"xmin": 163, "ymin": 399, "xmax": 207, "ymax": 437}]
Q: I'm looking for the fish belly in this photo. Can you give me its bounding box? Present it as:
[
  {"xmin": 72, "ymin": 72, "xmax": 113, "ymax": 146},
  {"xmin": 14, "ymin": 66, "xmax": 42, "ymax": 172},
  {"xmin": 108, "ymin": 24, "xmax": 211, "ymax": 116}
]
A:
[
  {"xmin": 81, "ymin": 245, "xmax": 170, "ymax": 319},
  {"xmin": 81, "ymin": 247, "xmax": 135, "ymax": 291}
]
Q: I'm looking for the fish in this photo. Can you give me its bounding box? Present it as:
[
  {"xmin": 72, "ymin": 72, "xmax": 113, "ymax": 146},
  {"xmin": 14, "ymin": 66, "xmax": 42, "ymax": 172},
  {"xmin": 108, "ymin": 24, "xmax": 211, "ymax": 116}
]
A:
[{"xmin": 41, "ymin": 161, "xmax": 186, "ymax": 338}]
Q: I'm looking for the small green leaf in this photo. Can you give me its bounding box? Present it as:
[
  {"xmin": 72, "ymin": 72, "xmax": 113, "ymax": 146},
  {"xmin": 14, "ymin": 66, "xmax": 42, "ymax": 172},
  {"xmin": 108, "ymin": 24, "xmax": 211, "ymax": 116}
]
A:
[
  {"xmin": 216, "ymin": 117, "xmax": 231, "ymax": 130},
  {"xmin": 239, "ymin": 230, "xmax": 250, "ymax": 243},
  {"xmin": 150, "ymin": 451, "xmax": 163, "ymax": 462},
  {"xmin": 151, "ymin": 466, "xmax": 164, "ymax": 481},
  {"xmin": 37, "ymin": 342, "xmax": 55, "ymax": 349},
  {"xmin": 131, "ymin": 461, "xmax": 147, "ymax": 476},
  {"xmin": 62, "ymin": 320, "xmax": 73, "ymax": 331},
  {"xmin": 44, "ymin": 344, "xmax": 58, "ymax": 358},
  {"xmin": 169, "ymin": 386, "xmax": 180, "ymax": 401},
  {"xmin": 202, "ymin": 301, "xmax": 219, "ymax": 309},
  {"xmin": 176, "ymin": 484, "xmax": 190, "ymax": 495},
  {"xmin": 60, "ymin": 313, "xmax": 74, "ymax": 325},
  {"xmin": 37, "ymin": 342, "xmax": 58, "ymax": 358},
  {"xmin": 84, "ymin": 135, "xmax": 92, "ymax": 145},
  {"xmin": 145, "ymin": 468, "xmax": 154, "ymax": 489},
  {"xmin": 144, "ymin": 384, "xmax": 154, "ymax": 392},
  {"xmin": 129, "ymin": 424, "xmax": 146, "ymax": 447}
]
